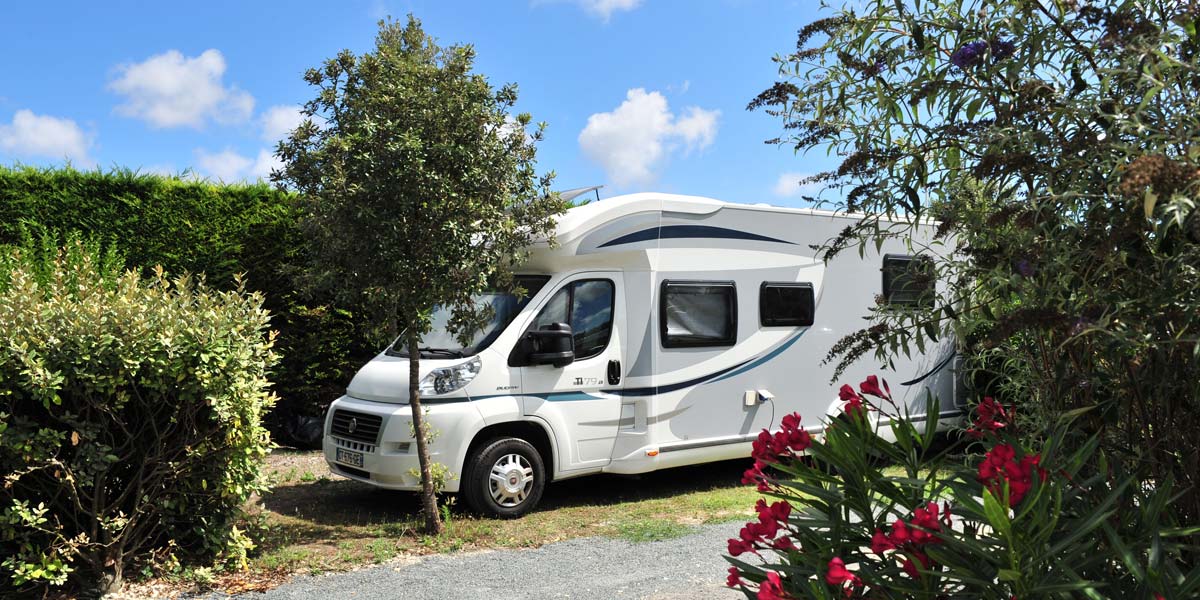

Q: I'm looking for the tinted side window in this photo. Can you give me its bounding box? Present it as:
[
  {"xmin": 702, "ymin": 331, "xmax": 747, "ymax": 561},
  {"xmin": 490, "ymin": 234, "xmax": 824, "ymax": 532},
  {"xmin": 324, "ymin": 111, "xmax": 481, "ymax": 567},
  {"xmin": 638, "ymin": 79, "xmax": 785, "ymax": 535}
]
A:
[
  {"xmin": 882, "ymin": 254, "xmax": 935, "ymax": 306},
  {"xmin": 570, "ymin": 280, "xmax": 614, "ymax": 360},
  {"xmin": 760, "ymin": 282, "xmax": 814, "ymax": 327},
  {"xmin": 661, "ymin": 281, "xmax": 737, "ymax": 348},
  {"xmin": 530, "ymin": 279, "xmax": 615, "ymax": 361}
]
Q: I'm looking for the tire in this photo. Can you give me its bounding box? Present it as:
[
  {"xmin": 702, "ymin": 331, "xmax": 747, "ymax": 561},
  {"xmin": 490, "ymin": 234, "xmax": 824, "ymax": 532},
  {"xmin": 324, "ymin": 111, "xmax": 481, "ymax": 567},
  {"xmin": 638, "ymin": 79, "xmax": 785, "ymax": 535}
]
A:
[{"xmin": 462, "ymin": 437, "xmax": 546, "ymax": 518}]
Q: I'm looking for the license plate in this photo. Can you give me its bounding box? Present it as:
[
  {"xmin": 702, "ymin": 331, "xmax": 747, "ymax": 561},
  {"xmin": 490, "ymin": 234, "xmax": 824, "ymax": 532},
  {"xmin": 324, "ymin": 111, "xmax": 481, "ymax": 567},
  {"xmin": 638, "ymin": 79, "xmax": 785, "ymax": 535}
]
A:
[{"xmin": 335, "ymin": 448, "xmax": 364, "ymax": 468}]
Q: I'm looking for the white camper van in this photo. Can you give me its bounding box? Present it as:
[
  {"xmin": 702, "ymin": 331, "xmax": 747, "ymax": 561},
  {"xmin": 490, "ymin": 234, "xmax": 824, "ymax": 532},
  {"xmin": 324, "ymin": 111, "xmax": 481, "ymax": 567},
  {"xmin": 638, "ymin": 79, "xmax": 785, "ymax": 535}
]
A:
[{"xmin": 323, "ymin": 193, "xmax": 960, "ymax": 517}]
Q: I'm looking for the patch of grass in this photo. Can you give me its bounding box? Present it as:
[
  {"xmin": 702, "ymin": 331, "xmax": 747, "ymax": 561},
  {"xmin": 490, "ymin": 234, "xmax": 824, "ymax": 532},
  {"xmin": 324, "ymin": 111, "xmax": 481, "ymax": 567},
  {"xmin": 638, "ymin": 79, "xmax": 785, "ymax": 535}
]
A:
[
  {"xmin": 228, "ymin": 450, "xmax": 765, "ymax": 593},
  {"xmin": 612, "ymin": 518, "xmax": 695, "ymax": 542}
]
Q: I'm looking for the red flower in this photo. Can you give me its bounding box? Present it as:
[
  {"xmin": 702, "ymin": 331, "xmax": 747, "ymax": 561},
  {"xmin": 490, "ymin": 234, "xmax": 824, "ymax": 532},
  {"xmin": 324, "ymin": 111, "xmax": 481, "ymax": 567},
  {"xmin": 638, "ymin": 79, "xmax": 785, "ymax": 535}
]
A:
[
  {"xmin": 726, "ymin": 566, "xmax": 741, "ymax": 588},
  {"xmin": 839, "ymin": 384, "xmax": 859, "ymax": 401},
  {"xmin": 909, "ymin": 502, "xmax": 943, "ymax": 544},
  {"xmin": 968, "ymin": 396, "xmax": 1009, "ymax": 438},
  {"xmin": 728, "ymin": 537, "xmax": 753, "ymax": 557},
  {"xmin": 978, "ymin": 444, "xmax": 1046, "ymax": 507},
  {"xmin": 843, "ymin": 394, "xmax": 867, "ymax": 417},
  {"xmin": 758, "ymin": 571, "xmax": 788, "ymax": 600},
  {"xmin": 773, "ymin": 536, "xmax": 797, "ymax": 551},
  {"xmin": 825, "ymin": 557, "xmax": 862, "ymax": 587},
  {"xmin": 888, "ymin": 519, "xmax": 910, "ymax": 545},
  {"xmin": 859, "ymin": 375, "xmax": 890, "ymax": 399},
  {"xmin": 871, "ymin": 528, "xmax": 895, "ymax": 554},
  {"xmin": 756, "ymin": 498, "xmax": 792, "ymax": 525}
]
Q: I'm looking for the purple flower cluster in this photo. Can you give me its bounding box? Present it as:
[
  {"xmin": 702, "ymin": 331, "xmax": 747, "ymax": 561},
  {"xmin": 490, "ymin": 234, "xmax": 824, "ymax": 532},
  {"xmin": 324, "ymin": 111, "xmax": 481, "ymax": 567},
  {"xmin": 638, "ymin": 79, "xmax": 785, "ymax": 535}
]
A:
[
  {"xmin": 950, "ymin": 38, "xmax": 1017, "ymax": 69},
  {"xmin": 950, "ymin": 41, "xmax": 989, "ymax": 68}
]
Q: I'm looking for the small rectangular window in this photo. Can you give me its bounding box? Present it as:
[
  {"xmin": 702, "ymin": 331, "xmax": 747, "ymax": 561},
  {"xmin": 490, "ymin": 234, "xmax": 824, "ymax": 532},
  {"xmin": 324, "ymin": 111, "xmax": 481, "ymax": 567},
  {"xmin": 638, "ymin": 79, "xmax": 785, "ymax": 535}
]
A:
[
  {"xmin": 759, "ymin": 282, "xmax": 815, "ymax": 327},
  {"xmin": 660, "ymin": 281, "xmax": 737, "ymax": 348},
  {"xmin": 882, "ymin": 254, "xmax": 934, "ymax": 306}
]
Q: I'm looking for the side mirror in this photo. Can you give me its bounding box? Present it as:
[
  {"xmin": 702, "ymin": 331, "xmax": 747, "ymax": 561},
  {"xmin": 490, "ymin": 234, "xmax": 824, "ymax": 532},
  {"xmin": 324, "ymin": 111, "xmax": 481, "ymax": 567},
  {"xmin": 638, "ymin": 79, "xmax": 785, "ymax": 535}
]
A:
[{"xmin": 528, "ymin": 323, "xmax": 575, "ymax": 368}]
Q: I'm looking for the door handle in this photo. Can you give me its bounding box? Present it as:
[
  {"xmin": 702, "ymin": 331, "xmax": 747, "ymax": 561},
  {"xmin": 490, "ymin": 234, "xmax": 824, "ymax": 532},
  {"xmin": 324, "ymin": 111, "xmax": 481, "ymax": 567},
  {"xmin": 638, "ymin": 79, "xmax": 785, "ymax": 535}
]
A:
[{"xmin": 607, "ymin": 360, "xmax": 621, "ymax": 385}]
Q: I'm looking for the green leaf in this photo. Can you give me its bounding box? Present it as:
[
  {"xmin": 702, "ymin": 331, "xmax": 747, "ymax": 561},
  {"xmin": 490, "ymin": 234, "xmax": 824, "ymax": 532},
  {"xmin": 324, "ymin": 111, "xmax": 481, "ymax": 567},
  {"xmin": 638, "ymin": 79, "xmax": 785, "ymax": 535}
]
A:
[{"xmin": 981, "ymin": 489, "xmax": 1011, "ymax": 540}]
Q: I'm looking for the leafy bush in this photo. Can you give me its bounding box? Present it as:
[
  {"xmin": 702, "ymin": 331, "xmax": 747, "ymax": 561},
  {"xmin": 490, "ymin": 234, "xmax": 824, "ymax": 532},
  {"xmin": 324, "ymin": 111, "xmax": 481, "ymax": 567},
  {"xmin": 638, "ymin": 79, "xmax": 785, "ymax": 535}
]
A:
[
  {"xmin": 726, "ymin": 379, "xmax": 1200, "ymax": 599},
  {"xmin": 753, "ymin": 0, "xmax": 1200, "ymax": 535},
  {"xmin": 0, "ymin": 240, "xmax": 277, "ymax": 596},
  {"xmin": 0, "ymin": 165, "xmax": 377, "ymax": 443}
]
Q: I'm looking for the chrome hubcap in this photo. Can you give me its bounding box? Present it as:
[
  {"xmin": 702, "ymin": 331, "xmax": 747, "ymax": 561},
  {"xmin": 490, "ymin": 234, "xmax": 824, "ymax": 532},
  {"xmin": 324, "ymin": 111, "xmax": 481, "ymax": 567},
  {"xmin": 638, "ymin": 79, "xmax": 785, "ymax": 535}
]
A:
[{"xmin": 489, "ymin": 453, "xmax": 534, "ymax": 507}]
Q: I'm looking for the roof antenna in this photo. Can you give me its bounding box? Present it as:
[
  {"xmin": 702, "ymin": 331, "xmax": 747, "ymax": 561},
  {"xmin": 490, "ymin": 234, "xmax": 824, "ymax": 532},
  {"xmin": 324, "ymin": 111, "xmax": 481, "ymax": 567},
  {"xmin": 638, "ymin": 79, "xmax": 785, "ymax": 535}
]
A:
[{"xmin": 557, "ymin": 185, "xmax": 605, "ymax": 204}]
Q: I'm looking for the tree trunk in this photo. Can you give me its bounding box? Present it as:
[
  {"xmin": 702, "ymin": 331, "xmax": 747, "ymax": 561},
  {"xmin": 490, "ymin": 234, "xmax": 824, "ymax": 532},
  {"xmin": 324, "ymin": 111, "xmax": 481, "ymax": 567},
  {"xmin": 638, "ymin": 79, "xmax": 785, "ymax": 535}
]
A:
[{"xmin": 407, "ymin": 327, "xmax": 443, "ymax": 535}]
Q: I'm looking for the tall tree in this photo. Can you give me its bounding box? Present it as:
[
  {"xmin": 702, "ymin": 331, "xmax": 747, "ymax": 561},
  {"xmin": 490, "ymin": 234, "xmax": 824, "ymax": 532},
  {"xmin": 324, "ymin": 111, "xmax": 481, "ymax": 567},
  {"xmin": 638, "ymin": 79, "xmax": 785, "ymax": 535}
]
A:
[{"xmin": 275, "ymin": 15, "xmax": 566, "ymax": 533}]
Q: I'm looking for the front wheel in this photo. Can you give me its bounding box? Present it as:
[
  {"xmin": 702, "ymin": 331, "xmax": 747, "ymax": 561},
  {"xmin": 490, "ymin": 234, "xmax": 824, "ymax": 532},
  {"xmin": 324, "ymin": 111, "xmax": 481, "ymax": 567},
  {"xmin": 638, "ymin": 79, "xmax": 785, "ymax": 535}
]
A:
[{"xmin": 462, "ymin": 437, "xmax": 546, "ymax": 518}]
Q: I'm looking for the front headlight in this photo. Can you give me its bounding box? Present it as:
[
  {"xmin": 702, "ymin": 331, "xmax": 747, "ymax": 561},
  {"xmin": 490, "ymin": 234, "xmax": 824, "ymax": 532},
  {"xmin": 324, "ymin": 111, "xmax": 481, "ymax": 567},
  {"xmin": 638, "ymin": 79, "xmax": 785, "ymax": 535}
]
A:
[{"xmin": 418, "ymin": 356, "xmax": 482, "ymax": 396}]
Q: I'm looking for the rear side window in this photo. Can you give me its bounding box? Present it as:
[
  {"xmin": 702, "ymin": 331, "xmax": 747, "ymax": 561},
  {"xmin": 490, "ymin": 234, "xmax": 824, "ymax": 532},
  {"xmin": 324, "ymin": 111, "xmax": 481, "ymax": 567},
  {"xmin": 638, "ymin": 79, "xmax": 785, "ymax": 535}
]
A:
[
  {"xmin": 661, "ymin": 281, "xmax": 737, "ymax": 348},
  {"xmin": 882, "ymin": 254, "xmax": 935, "ymax": 306},
  {"xmin": 759, "ymin": 282, "xmax": 814, "ymax": 327}
]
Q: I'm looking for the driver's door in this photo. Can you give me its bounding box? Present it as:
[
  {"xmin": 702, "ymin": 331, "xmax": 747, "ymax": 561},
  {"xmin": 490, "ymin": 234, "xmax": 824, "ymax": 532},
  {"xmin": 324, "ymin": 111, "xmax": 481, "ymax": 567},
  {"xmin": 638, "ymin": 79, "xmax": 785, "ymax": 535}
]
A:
[{"xmin": 517, "ymin": 272, "xmax": 625, "ymax": 472}]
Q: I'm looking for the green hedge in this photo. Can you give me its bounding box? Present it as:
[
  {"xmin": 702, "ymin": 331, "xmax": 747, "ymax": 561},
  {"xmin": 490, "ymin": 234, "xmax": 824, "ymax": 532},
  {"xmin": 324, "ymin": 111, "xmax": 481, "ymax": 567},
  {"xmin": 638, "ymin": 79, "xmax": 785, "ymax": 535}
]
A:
[
  {"xmin": 0, "ymin": 166, "xmax": 377, "ymax": 443},
  {"xmin": 0, "ymin": 240, "xmax": 276, "ymax": 595}
]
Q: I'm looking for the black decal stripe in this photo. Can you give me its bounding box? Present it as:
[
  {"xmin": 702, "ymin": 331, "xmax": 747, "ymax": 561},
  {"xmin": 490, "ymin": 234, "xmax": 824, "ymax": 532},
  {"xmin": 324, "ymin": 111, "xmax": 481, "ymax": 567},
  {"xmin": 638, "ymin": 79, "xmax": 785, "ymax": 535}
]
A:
[
  {"xmin": 598, "ymin": 225, "xmax": 794, "ymax": 248},
  {"xmin": 900, "ymin": 353, "xmax": 956, "ymax": 386}
]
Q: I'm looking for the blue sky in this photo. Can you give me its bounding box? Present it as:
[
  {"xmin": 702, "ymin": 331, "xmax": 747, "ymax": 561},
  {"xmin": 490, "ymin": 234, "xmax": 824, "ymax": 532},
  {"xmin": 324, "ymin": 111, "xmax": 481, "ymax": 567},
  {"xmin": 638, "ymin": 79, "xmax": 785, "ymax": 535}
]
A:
[{"xmin": 0, "ymin": 0, "xmax": 838, "ymax": 206}]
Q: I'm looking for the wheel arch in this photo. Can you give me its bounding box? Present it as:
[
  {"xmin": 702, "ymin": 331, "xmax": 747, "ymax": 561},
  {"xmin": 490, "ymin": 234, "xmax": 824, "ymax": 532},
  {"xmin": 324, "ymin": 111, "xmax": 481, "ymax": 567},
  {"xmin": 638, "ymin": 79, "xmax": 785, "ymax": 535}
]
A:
[{"xmin": 465, "ymin": 418, "xmax": 557, "ymax": 480}]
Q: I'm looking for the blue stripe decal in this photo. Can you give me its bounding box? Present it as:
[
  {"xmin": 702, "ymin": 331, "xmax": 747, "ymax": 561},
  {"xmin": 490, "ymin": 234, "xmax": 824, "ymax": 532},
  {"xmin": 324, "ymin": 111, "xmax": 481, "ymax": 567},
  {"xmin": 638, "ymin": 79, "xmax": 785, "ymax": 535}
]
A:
[
  {"xmin": 598, "ymin": 225, "xmax": 794, "ymax": 248},
  {"xmin": 421, "ymin": 335, "xmax": 802, "ymax": 403},
  {"xmin": 535, "ymin": 391, "xmax": 604, "ymax": 402},
  {"xmin": 424, "ymin": 391, "xmax": 605, "ymax": 403},
  {"xmin": 707, "ymin": 329, "xmax": 808, "ymax": 384}
]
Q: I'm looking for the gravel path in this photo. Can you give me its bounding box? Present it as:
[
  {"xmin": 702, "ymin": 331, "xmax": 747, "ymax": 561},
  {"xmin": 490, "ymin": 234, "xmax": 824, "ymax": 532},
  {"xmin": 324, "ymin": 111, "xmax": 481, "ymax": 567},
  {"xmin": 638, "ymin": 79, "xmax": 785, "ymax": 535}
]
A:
[{"xmin": 207, "ymin": 521, "xmax": 744, "ymax": 600}]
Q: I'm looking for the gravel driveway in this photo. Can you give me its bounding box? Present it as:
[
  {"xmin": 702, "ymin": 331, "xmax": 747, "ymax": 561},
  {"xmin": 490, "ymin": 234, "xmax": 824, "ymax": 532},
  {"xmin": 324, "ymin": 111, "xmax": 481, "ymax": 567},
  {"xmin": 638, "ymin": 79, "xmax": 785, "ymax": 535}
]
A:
[{"xmin": 206, "ymin": 521, "xmax": 744, "ymax": 600}]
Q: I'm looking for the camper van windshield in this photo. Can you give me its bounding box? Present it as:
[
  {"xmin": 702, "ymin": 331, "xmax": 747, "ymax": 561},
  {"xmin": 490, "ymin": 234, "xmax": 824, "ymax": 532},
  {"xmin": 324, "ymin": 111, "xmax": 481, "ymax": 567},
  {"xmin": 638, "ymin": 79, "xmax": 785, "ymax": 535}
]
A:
[{"xmin": 387, "ymin": 276, "xmax": 549, "ymax": 359}]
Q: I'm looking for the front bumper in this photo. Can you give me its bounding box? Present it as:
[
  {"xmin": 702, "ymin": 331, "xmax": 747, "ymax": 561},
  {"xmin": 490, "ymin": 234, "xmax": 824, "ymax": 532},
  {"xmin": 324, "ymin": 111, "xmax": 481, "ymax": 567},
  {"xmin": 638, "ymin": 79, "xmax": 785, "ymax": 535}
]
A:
[{"xmin": 323, "ymin": 395, "xmax": 480, "ymax": 492}]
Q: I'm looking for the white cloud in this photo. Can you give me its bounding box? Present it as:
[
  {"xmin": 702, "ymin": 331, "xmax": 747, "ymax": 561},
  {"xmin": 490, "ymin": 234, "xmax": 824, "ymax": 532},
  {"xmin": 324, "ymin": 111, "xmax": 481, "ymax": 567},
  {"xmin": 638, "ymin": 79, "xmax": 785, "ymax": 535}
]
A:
[
  {"xmin": 195, "ymin": 148, "xmax": 252, "ymax": 181},
  {"xmin": 772, "ymin": 172, "xmax": 822, "ymax": 198},
  {"xmin": 195, "ymin": 147, "xmax": 281, "ymax": 182},
  {"xmin": 251, "ymin": 149, "xmax": 283, "ymax": 179},
  {"xmin": 110, "ymin": 49, "xmax": 254, "ymax": 129},
  {"xmin": 673, "ymin": 106, "xmax": 719, "ymax": 151},
  {"xmin": 577, "ymin": 88, "xmax": 720, "ymax": 187},
  {"xmin": 577, "ymin": 0, "xmax": 642, "ymax": 20},
  {"xmin": 0, "ymin": 110, "xmax": 93, "ymax": 165},
  {"xmin": 260, "ymin": 104, "xmax": 304, "ymax": 142}
]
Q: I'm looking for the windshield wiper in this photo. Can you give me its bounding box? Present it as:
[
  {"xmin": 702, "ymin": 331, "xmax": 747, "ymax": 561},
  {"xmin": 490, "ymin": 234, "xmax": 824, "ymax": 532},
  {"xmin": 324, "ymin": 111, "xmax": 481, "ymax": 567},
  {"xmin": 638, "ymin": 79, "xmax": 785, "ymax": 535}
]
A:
[{"xmin": 418, "ymin": 347, "xmax": 465, "ymax": 358}]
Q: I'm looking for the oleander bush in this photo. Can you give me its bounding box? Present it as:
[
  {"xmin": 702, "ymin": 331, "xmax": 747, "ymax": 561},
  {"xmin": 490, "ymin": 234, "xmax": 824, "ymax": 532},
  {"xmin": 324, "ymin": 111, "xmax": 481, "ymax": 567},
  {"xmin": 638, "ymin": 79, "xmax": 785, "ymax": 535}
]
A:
[
  {"xmin": 0, "ymin": 165, "xmax": 378, "ymax": 445},
  {"xmin": 0, "ymin": 238, "xmax": 277, "ymax": 596},
  {"xmin": 753, "ymin": 0, "xmax": 1200, "ymax": 543},
  {"xmin": 726, "ymin": 378, "xmax": 1200, "ymax": 599}
]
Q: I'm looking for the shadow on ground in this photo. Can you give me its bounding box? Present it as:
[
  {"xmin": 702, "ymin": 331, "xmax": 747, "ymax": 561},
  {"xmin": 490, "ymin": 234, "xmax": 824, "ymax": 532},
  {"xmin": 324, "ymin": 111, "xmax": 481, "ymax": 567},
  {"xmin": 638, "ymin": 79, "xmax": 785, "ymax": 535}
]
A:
[{"xmin": 260, "ymin": 457, "xmax": 751, "ymax": 530}]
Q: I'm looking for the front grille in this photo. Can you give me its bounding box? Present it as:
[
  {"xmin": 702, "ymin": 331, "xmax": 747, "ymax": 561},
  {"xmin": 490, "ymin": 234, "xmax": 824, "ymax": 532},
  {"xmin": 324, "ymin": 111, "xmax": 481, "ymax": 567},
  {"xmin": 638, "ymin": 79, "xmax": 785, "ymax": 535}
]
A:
[
  {"xmin": 330, "ymin": 409, "xmax": 382, "ymax": 444},
  {"xmin": 334, "ymin": 437, "xmax": 376, "ymax": 453}
]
